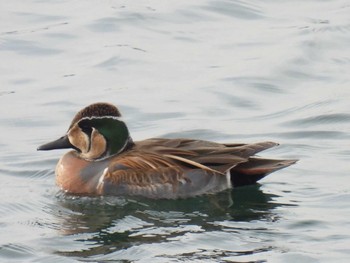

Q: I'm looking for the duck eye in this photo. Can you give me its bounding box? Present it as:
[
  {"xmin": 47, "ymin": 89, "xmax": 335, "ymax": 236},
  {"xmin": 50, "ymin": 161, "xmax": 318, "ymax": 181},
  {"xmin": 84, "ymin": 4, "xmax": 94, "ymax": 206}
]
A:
[{"xmin": 80, "ymin": 124, "xmax": 93, "ymax": 137}]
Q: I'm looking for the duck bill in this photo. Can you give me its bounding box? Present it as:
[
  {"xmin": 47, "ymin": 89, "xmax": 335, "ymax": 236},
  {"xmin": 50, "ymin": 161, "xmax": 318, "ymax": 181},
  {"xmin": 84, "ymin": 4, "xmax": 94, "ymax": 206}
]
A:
[{"xmin": 37, "ymin": 135, "xmax": 74, "ymax": 151}]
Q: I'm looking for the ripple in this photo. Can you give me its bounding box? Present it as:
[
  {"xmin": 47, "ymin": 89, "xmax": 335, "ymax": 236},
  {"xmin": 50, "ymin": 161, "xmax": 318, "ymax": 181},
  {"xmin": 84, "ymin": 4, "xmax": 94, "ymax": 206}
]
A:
[
  {"xmin": 223, "ymin": 76, "xmax": 284, "ymax": 94},
  {"xmin": 1, "ymin": 39, "xmax": 62, "ymax": 56},
  {"xmin": 273, "ymin": 130, "xmax": 348, "ymax": 140},
  {"xmin": 109, "ymin": 12, "xmax": 154, "ymax": 24},
  {"xmin": 139, "ymin": 210, "xmax": 193, "ymax": 224},
  {"xmin": 202, "ymin": 0, "xmax": 264, "ymax": 20},
  {"xmin": 104, "ymin": 43, "xmax": 147, "ymax": 52},
  {"xmin": 0, "ymin": 154, "xmax": 57, "ymax": 179},
  {"xmin": 94, "ymin": 56, "xmax": 139, "ymax": 69},
  {"xmin": 14, "ymin": 12, "xmax": 66, "ymax": 23},
  {"xmin": 0, "ymin": 201, "xmax": 34, "ymax": 216},
  {"xmin": 105, "ymin": 215, "xmax": 154, "ymax": 234},
  {"xmin": 161, "ymin": 129, "xmax": 230, "ymax": 140},
  {"xmin": 284, "ymin": 113, "xmax": 350, "ymax": 127},
  {"xmin": 159, "ymin": 247, "xmax": 271, "ymax": 262},
  {"xmin": 1, "ymin": 21, "xmax": 68, "ymax": 36},
  {"xmin": 211, "ymin": 90, "xmax": 259, "ymax": 109},
  {"xmin": 88, "ymin": 17, "xmax": 121, "ymax": 32},
  {"xmin": 0, "ymin": 168, "xmax": 53, "ymax": 179},
  {"xmin": 250, "ymin": 99, "xmax": 336, "ymax": 121},
  {"xmin": 282, "ymin": 68, "xmax": 332, "ymax": 82},
  {"xmin": 0, "ymin": 91, "xmax": 15, "ymax": 97},
  {"xmin": 0, "ymin": 244, "xmax": 35, "ymax": 261},
  {"xmin": 143, "ymin": 111, "xmax": 186, "ymax": 121},
  {"xmin": 288, "ymin": 219, "xmax": 325, "ymax": 229},
  {"xmin": 311, "ymin": 23, "xmax": 350, "ymax": 33}
]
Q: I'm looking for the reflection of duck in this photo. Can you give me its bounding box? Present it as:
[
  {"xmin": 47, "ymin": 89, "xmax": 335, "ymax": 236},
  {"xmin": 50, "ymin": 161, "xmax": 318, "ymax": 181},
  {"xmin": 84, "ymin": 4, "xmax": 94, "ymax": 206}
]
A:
[
  {"xmin": 55, "ymin": 185, "xmax": 284, "ymax": 259},
  {"xmin": 38, "ymin": 102, "xmax": 297, "ymax": 198}
]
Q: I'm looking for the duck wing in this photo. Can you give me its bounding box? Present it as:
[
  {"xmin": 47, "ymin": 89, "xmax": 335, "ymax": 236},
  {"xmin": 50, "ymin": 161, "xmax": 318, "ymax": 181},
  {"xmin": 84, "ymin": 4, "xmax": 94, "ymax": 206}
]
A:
[
  {"xmin": 135, "ymin": 138, "xmax": 297, "ymax": 187},
  {"xmin": 98, "ymin": 139, "xmax": 297, "ymax": 198},
  {"xmin": 98, "ymin": 151, "xmax": 229, "ymax": 199}
]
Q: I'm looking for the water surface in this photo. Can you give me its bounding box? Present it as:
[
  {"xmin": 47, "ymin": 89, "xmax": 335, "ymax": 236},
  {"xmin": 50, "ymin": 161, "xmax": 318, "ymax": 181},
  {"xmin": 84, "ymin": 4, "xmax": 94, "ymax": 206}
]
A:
[{"xmin": 1, "ymin": 0, "xmax": 350, "ymax": 262}]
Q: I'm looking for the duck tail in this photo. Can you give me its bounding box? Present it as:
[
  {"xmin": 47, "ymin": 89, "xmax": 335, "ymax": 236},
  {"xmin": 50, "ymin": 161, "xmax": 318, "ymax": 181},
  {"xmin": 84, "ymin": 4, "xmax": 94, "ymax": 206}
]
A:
[{"xmin": 230, "ymin": 158, "xmax": 297, "ymax": 187}]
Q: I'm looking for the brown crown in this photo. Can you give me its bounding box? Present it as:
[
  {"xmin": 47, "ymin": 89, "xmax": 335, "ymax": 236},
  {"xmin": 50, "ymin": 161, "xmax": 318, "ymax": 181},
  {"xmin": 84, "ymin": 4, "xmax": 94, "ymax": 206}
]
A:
[{"xmin": 69, "ymin": 102, "xmax": 122, "ymax": 128}]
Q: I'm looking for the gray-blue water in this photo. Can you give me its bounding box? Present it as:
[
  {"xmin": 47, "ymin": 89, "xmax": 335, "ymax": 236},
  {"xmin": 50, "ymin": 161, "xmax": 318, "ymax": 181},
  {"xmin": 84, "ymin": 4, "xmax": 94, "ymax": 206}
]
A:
[{"xmin": 1, "ymin": 1, "xmax": 350, "ymax": 262}]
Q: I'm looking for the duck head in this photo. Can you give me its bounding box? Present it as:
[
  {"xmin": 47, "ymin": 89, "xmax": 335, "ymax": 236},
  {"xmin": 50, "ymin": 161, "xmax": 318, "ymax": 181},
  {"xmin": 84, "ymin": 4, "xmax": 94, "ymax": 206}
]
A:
[{"xmin": 38, "ymin": 103, "xmax": 133, "ymax": 160}]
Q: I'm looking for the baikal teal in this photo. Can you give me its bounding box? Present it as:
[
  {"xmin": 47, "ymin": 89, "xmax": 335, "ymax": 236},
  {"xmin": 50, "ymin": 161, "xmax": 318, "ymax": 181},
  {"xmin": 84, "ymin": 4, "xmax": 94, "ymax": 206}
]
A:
[{"xmin": 38, "ymin": 102, "xmax": 297, "ymax": 199}]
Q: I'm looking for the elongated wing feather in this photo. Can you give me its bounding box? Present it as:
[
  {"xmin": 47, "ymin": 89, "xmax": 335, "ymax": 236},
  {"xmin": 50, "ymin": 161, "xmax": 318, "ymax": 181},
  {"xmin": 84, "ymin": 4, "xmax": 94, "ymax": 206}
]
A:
[
  {"xmin": 98, "ymin": 138, "xmax": 297, "ymax": 197},
  {"xmin": 134, "ymin": 139, "xmax": 280, "ymax": 173}
]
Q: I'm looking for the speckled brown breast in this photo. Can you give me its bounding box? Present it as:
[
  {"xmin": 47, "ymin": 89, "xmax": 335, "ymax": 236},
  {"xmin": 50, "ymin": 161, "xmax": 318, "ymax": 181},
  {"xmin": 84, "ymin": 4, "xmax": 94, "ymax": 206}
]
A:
[{"xmin": 56, "ymin": 151, "xmax": 97, "ymax": 194}]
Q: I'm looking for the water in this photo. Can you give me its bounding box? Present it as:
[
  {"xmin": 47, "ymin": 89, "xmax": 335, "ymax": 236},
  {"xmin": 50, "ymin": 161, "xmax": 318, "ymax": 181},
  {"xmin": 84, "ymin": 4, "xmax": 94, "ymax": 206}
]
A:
[{"xmin": 1, "ymin": 0, "xmax": 350, "ymax": 262}]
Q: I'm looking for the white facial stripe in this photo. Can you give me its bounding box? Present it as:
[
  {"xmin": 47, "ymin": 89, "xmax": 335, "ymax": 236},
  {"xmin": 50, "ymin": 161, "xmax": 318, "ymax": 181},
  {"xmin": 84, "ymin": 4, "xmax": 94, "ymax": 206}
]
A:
[{"xmin": 79, "ymin": 116, "xmax": 124, "ymax": 122}]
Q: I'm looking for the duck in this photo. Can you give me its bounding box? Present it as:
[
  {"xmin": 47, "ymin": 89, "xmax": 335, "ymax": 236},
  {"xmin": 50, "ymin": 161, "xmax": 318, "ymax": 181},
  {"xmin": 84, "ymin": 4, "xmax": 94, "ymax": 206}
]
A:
[{"xmin": 37, "ymin": 102, "xmax": 297, "ymax": 199}]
